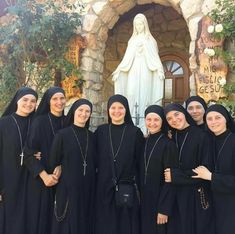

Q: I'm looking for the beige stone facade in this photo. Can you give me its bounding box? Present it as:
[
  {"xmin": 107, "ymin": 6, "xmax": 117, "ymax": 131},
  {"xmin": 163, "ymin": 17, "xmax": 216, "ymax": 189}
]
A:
[
  {"xmin": 1, "ymin": 0, "xmax": 221, "ymax": 127},
  {"xmin": 78, "ymin": 0, "xmax": 216, "ymax": 126}
]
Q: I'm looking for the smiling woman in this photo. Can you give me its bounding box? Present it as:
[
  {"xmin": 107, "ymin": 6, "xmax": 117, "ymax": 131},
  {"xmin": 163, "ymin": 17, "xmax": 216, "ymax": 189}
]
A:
[
  {"xmin": 140, "ymin": 105, "xmax": 178, "ymax": 234},
  {"xmin": 23, "ymin": 86, "xmax": 66, "ymax": 234},
  {"xmin": 163, "ymin": 103, "xmax": 214, "ymax": 234},
  {"xmin": 49, "ymin": 98, "xmax": 96, "ymax": 234},
  {"xmin": 0, "ymin": 87, "xmax": 38, "ymax": 234},
  {"xmin": 16, "ymin": 94, "xmax": 37, "ymax": 117},
  {"xmin": 74, "ymin": 104, "xmax": 91, "ymax": 127},
  {"xmin": 108, "ymin": 102, "xmax": 126, "ymax": 125},
  {"xmin": 49, "ymin": 93, "xmax": 66, "ymax": 117},
  {"xmin": 192, "ymin": 104, "xmax": 235, "ymax": 234},
  {"xmin": 95, "ymin": 94, "xmax": 144, "ymax": 234},
  {"xmin": 185, "ymin": 96, "xmax": 207, "ymax": 130}
]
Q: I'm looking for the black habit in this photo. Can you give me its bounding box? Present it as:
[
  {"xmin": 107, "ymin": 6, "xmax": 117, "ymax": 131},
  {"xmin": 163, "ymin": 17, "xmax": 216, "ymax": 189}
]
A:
[
  {"xmin": 211, "ymin": 130, "xmax": 235, "ymax": 234},
  {"xmin": 0, "ymin": 87, "xmax": 37, "ymax": 234},
  {"xmin": 0, "ymin": 114, "xmax": 31, "ymax": 234},
  {"xmin": 49, "ymin": 98, "xmax": 95, "ymax": 234},
  {"xmin": 24, "ymin": 113, "xmax": 64, "ymax": 234},
  {"xmin": 24, "ymin": 86, "xmax": 65, "ymax": 234},
  {"xmin": 95, "ymin": 123, "xmax": 143, "ymax": 234},
  {"xmin": 167, "ymin": 126, "xmax": 214, "ymax": 234},
  {"xmin": 164, "ymin": 102, "xmax": 214, "ymax": 234},
  {"xmin": 49, "ymin": 125, "xmax": 96, "ymax": 234},
  {"xmin": 140, "ymin": 132, "xmax": 178, "ymax": 234},
  {"xmin": 205, "ymin": 104, "xmax": 235, "ymax": 234}
]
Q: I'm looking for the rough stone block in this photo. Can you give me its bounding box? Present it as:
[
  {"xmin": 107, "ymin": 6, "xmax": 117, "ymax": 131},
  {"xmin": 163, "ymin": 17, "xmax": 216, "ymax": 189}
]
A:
[
  {"xmin": 105, "ymin": 61, "xmax": 120, "ymax": 73},
  {"xmin": 188, "ymin": 15, "xmax": 203, "ymax": 41},
  {"xmin": 108, "ymin": 0, "xmax": 125, "ymax": 8},
  {"xmin": 167, "ymin": 19, "xmax": 186, "ymax": 31},
  {"xmin": 108, "ymin": 14, "xmax": 120, "ymax": 29},
  {"xmin": 82, "ymin": 14, "xmax": 99, "ymax": 32},
  {"xmin": 117, "ymin": 43, "xmax": 128, "ymax": 57},
  {"xmin": 91, "ymin": 83, "xmax": 103, "ymax": 91},
  {"xmin": 80, "ymin": 56, "xmax": 94, "ymax": 72},
  {"xmin": 201, "ymin": 0, "xmax": 216, "ymax": 16},
  {"xmin": 152, "ymin": 0, "xmax": 171, "ymax": 7},
  {"xmin": 163, "ymin": 7, "xmax": 181, "ymax": 21},
  {"xmin": 116, "ymin": 0, "xmax": 136, "ymax": 15},
  {"xmin": 180, "ymin": 0, "xmax": 203, "ymax": 20},
  {"xmin": 98, "ymin": 26, "xmax": 109, "ymax": 42},
  {"xmin": 82, "ymin": 48, "xmax": 98, "ymax": 59},
  {"xmin": 153, "ymin": 13, "xmax": 164, "ymax": 25},
  {"xmin": 137, "ymin": 0, "xmax": 153, "ymax": 5},
  {"xmin": 85, "ymin": 33, "xmax": 98, "ymax": 50}
]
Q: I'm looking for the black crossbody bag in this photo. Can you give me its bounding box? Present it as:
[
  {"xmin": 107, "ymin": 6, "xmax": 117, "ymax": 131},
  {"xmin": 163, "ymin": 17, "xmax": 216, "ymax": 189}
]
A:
[
  {"xmin": 108, "ymin": 124, "xmax": 139, "ymax": 208},
  {"xmin": 110, "ymin": 158, "xmax": 135, "ymax": 208}
]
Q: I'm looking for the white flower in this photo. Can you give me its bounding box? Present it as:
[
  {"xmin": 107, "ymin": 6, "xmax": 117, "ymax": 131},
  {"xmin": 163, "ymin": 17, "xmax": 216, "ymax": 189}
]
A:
[
  {"xmin": 204, "ymin": 48, "xmax": 210, "ymax": 55},
  {"xmin": 208, "ymin": 49, "xmax": 215, "ymax": 57},
  {"xmin": 215, "ymin": 24, "xmax": 223, "ymax": 33},
  {"xmin": 205, "ymin": 48, "xmax": 215, "ymax": 57},
  {"xmin": 218, "ymin": 78, "xmax": 226, "ymax": 87},
  {"xmin": 207, "ymin": 25, "xmax": 215, "ymax": 34}
]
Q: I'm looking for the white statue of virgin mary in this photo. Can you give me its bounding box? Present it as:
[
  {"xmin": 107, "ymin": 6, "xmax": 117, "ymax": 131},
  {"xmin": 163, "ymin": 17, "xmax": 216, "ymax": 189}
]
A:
[{"xmin": 112, "ymin": 13, "xmax": 165, "ymax": 132}]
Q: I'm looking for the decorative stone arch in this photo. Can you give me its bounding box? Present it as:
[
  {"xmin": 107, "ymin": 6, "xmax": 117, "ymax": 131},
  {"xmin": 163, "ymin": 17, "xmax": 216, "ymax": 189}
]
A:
[{"xmin": 79, "ymin": 0, "xmax": 216, "ymax": 126}]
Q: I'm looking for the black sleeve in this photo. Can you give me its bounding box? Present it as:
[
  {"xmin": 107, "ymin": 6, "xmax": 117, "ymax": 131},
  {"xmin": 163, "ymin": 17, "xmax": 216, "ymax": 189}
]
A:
[
  {"xmin": 171, "ymin": 169, "xmax": 202, "ymax": 185},
  {"xmin": 134, "ymin": 128, "xmax": 144, "ymax": 188},
  {"xmin": 171, "ymin": 132, "xmax": 206, "ymax": 185},
  {"xmin": 94, "ymin": 129, "xmax": 99, "ymax": 172},
  {"xmin": 24, "ymin": 118, "xmax": 45, "ymax": 177},
  {"xmin": 158, "ymin": 140, "xmax": 177, "ymax": 216},
  {"xmin": 48, "ymin": 132, "xmax": 64, "ymax": 173},
  {"xmin": 211, "ymin": 173, "xmax": 235, "ymax": 194},
  {"xmin": 164, "ymin": 140, "xmax": 178, "ymax": 169},
  {"xmin": 199, "ymin": 132, "xmax": 213, "ymax": 169},
  {"xmin": 211, "ymin": 147, "xmax": 235, "ymax": 194}
]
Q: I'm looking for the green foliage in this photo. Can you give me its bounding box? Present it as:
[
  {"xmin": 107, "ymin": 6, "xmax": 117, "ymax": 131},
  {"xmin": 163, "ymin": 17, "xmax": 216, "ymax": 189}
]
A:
[
  {"xmin": 0, "ymin": 0, "xmax": 84, "ymax": 111},
  {"xmin": 214, "ymin": 46, "xmax": 235, "ymax": 71},
  {"xmin": 217, "ymin": 98, "xmax": 235, "ymax": 117},
  {"xmin": 209, "ymin": 0, "xmax": 235, "ymax": 113},
  {"xmin": 210, "ymin": 0, "xmax": 235, "ymax": 71},
  {"xmin": 210, "ymin": 0, "xmax": 235, "ymax": 38}
]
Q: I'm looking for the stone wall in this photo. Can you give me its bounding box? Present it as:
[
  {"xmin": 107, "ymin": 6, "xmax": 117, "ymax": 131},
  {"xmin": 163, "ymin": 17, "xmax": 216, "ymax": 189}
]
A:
[
  {"xmin": 0, "ymin": 0, "xmax": 218, "ymax": 127},
  {"xmin": 79, "ymin": 0, "xmax": 217, "ymax": 127},
  {"xmin": 102, "ymin": 4, "xmax": 190, "ymax": 106}
]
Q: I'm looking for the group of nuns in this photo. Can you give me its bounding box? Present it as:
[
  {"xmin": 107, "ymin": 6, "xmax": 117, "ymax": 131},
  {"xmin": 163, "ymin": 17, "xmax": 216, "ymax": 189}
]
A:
[{"xmin": 0, "ymin": 86, "xmax": 235, "ymax": 234}]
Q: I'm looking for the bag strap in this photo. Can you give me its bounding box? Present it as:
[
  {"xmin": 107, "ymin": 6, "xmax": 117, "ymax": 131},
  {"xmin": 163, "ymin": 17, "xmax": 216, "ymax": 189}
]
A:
[
  {"xmin": 108, "ymin": 124, "xmax": 123, "ymax": 187},
  {"xmin": 109, "ymin": 146, "xmax": 117, "ymax": 187}
]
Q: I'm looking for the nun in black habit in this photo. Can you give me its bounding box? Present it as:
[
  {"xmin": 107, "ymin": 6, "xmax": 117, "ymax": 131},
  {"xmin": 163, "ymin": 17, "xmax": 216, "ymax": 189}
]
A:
[
  {"xmin": 140, "ymin": 105, "xmax": 178, "ymax": 234},
  {"xmin": 185, "ymin": 96, "xmax": 207, "ymax": 130},
  {"xmin": 24, "ymin": 86, "xmax": 66, "ymax": 234},
  {"xmin": 0, "ymin": 87, "xmax": 38, "ymax": 234},
  {"xmin": 193, "ymin": 104, "xmax": 235, "ymax": 234},
  {"xmin": 95, "ymin": 94, "xmax": 144, "ymax": 234},
  {"xmin": 164, "ymin": 103, "xmax": 214, "ymax": 234},
  {"xmin": 49, "ymin": 98, "xmax": 96, "ymax": 234}
]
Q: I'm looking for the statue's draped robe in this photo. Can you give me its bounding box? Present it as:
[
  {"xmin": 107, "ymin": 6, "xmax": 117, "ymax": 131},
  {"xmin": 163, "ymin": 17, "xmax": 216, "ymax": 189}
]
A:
[{"xmin": 113, "ymin": 35, "xmax": 164, "ymax": 132}]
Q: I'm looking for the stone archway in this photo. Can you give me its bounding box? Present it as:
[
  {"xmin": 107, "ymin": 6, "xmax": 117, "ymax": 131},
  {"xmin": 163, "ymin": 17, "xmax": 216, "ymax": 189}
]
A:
[{"xmin": 79, "ymin": 0, "xmax": 216, "ymax": 127}]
